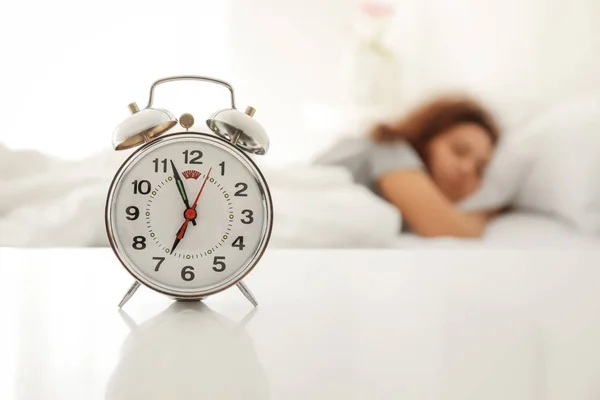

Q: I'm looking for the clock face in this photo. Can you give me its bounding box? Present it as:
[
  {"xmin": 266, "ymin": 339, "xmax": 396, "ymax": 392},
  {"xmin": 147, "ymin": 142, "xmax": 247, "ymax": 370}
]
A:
[{"xmin": 106, "ymin": 133, "xmax": 272, "ymax": 298}]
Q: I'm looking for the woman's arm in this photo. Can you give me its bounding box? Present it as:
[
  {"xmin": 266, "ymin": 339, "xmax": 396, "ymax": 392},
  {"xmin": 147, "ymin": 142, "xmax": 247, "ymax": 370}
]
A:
[{"xmin": 377, "ymin": 169, "xmax": 497, "ymax": 238}]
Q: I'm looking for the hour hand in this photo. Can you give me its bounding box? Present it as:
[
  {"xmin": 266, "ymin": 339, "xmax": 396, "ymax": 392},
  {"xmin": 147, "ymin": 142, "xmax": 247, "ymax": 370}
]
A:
[
  {"xmin": 170, "ymin": 237, "xmax": 182, "ymax": 254},
  {"xmin": 170, "ymin": 219, "xmax": 189, "ymax": 254},
  {"xmin": 170, "ymin": 160, "xmax": 196, "ymax": 226}
]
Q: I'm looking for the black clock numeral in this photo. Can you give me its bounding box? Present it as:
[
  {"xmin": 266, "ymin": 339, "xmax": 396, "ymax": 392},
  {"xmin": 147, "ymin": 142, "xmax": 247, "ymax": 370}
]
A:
[
  {"xmin": 241, "ymin": 210, "xmax": 254, "ymax": 224},
  {"xmin": 132, "ymin": 236, "xmax": 146, "ymax": 250},
  {"xmin": 182, "ymin": 150, "xmax": 203, "ymax": 164},
  {"xmin": 219, "ymin": 161, "xmax": 225, "ymax": 176},
  {"xmin": 125, "ymin": 206, "xmax": 139, "ymax": 220},
  {"xmin": 181, "ymin": 266, "xmax": 195, "ymax": 281},
  {"xmin": 132, "ymin": 180, "xmax": 151, "ymax": 195},
  {"xmin": 232, "ymin": 236, "xmax": 246, "ymax": 250},
  {"xmin": 153, "ymin": 257, "xmax": 165, "ymax": 271},
  {"xmin": 234, "ymin": 182, "xmax": 248, "ymax": 197},
  {"xmin": 213, "ymin": 256, "xmax": 226, "ymax": 272},
  {"xmin": 153, "ymin": 158, "xmax": 168, "ymax": 173}
]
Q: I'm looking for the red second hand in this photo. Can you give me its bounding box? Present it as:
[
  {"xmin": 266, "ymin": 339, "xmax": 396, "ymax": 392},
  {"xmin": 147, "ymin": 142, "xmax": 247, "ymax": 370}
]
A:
[{"xmin": 191, "ymin": 167, "xmax": 212, "ymax": 209}]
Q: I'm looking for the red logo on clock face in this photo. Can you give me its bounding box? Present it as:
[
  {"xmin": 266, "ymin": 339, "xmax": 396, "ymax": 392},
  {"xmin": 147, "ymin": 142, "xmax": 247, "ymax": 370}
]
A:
[{"xmin": 182, "ymin": 170, "xmax": 200, "ymax": 180}]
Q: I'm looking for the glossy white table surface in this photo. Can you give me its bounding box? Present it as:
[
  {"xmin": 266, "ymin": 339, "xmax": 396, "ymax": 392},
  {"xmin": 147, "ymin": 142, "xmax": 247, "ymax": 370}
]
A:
[{"xmin": 1, "ymin": 248, "xmax": 600, "ymax": 400}]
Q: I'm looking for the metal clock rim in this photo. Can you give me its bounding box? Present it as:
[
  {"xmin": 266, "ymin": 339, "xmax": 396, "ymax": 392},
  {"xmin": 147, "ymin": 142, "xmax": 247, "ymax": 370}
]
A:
[{"xmin": 105, "ymin": 132, "xmax": 273, "ymax": 300}]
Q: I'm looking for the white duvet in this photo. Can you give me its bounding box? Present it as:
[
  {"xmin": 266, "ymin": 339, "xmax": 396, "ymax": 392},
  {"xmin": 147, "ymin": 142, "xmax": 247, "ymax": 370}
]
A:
[
  {"xmin": 394, "ymin": 212, "xmax": 599, "ymax": 250},
  {"xmin": 0, "ymin": 142, "xmax": 596, "ymax": 250},
  {"xmin": 0, "ymin": 145, "xmax": 401, "ymax": 248}
]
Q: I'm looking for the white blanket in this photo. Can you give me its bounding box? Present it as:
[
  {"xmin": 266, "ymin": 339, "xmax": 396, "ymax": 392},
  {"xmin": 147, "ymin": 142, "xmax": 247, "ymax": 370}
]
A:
[
  {"xmin": 0, "ymin": 144, "xmax": 401, "ymax": 247},
  {"xmin": 2, "ymin": 143, "xmax": 595, "ymax": 250},
  {"xmin": 394, "ymin": 212, "xmax": 599, "ymax": 250}
]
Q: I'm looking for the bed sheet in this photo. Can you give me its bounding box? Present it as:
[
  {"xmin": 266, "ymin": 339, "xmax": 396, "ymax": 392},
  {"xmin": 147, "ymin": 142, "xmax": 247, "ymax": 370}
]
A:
[{"xmin": 393, "ymin": 212, "xmax": 599, "ymax": 250}]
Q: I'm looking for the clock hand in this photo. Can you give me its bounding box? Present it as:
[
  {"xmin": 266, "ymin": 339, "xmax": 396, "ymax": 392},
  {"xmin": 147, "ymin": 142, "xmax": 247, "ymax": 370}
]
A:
[
  {"xmin": 169, "ymin": 167, "xmax": 212, "ymax": 254},
  {"xmin": 170, "ymin": 160, "xmax": 196, "ymax": 226},
  {"xmin": 191, "ymin": 167, "xmax": 212, "ymax": 210},
  {"xmin": 170, "ymin": 219, "xmax": 190, "ymax": 254}
]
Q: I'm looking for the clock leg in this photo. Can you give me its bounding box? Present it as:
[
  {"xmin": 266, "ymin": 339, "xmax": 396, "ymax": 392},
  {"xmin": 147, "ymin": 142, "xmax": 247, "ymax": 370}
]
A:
[
  {"xmin": 236, "ymin": 281, "xmax": 258, "ymax": 307},
  {"xmin": 118, "ymin": 281, "xmax": 141, "ymax": 308}
]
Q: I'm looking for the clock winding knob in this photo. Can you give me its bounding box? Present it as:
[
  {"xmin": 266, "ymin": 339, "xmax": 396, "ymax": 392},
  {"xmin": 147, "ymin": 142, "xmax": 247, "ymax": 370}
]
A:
[
  {"xmin": 245, "ymin": 106, "xmax": 256, "ymax": 117},
  {"xmin": 128, "ymin": 102, "xmax": 140, "ymax": 114},
  {"xmin": 179, "ymin": 113, "xmax": 195, "ymax": 130}
]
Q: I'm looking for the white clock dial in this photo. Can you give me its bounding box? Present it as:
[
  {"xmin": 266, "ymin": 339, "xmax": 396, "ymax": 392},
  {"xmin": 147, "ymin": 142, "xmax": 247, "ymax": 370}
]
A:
[{"xmin": 106, "ymin": 133, "xmax": 272, "ymax": 298}]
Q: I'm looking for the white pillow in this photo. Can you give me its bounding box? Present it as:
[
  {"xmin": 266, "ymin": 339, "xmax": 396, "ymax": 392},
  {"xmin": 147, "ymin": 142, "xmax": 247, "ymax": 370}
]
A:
[
  {"xmin": 512, "ymin": 94, "xmax": 600, "ymax": 234},
  {"xmin": 462, "ymin": 93, "xmax": 600, "ymax": 235}
]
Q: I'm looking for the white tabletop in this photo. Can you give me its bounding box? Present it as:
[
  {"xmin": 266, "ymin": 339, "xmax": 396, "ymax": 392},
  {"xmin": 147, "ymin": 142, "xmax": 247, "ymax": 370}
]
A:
[{"xmin": 1, "ymin": 248, "xmax": 600, "ymax": 400}]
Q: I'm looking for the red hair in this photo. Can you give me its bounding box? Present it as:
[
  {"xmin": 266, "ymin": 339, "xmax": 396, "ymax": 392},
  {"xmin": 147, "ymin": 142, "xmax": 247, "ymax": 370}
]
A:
[{"xmin": 371, "ymin": 96, "xmax": 500, "ymax": 160}]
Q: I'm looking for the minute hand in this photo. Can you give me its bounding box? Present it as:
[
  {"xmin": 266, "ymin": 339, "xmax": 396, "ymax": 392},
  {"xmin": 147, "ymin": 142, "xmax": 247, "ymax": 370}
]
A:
[{"xmin": 170, "ymin": 160, "xmax": 196, "ymax": 226}]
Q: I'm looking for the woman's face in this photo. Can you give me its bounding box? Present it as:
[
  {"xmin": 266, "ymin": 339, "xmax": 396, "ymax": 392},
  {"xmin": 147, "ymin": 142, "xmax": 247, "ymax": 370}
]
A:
[{"xmin": 425, "ymin": 123, "xmax": 494, "ymax": 202}]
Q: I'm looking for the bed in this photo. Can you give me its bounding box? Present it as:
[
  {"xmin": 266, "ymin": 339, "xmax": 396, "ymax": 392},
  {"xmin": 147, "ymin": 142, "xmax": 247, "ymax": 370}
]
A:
[
  {"xmin": 0, "ymin": 94, "xmax": 598, "ymax": 249},
  {"xmin": 393, "ymin": 212, "xmax": 600, "ymax": 250}
]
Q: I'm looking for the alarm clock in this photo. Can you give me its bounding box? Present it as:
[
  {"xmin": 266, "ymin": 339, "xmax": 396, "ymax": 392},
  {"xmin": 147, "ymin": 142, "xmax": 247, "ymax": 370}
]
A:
[{"xmin": 105, "ymin": 76, "xmax": 273, "ymax": 308}]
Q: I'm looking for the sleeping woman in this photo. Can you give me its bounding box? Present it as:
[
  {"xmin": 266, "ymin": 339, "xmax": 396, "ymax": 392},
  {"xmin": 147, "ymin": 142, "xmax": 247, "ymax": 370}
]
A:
[{"xmin": 316, "ymin": 96, "xmax": 502, "ymax": 238}]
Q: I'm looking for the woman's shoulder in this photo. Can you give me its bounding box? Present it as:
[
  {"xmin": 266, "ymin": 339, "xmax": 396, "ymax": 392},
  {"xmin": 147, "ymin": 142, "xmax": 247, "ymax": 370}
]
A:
[
  {"xmin": 313, "ymin": 137, "xmax": 424, "ymax": 186},
  {"xmin": 368, "ymin": 140, "xmax": 424, "ymax": 178},
  {"xmin": 314, "ymin": 137, "xmax": 421, "ymax": 164}
]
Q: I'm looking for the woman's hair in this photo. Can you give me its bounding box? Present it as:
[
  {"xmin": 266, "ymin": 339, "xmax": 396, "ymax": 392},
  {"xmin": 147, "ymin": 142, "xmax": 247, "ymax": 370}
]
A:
[{"xmin": 371, "ymin": 96, "xmax": 500, "ymax": 157}]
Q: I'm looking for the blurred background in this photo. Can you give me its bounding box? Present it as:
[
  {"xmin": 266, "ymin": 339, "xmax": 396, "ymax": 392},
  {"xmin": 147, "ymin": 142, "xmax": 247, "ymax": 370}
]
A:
[{"xmin": 1, "ymin": 0, "xmax": 599, "ymax": 249}]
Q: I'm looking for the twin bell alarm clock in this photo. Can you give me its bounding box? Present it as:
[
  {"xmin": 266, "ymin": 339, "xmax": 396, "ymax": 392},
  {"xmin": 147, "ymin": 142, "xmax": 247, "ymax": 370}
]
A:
[{"xmin": 105, "ymin": 76, "xmax": 273, "ymax": 308}]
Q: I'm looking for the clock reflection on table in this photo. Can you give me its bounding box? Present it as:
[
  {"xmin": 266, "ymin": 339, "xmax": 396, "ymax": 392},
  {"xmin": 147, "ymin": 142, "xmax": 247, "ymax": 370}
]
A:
[{"xmin": 105, "ymin": 302, "xmax": 270, "ymax": 399}]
